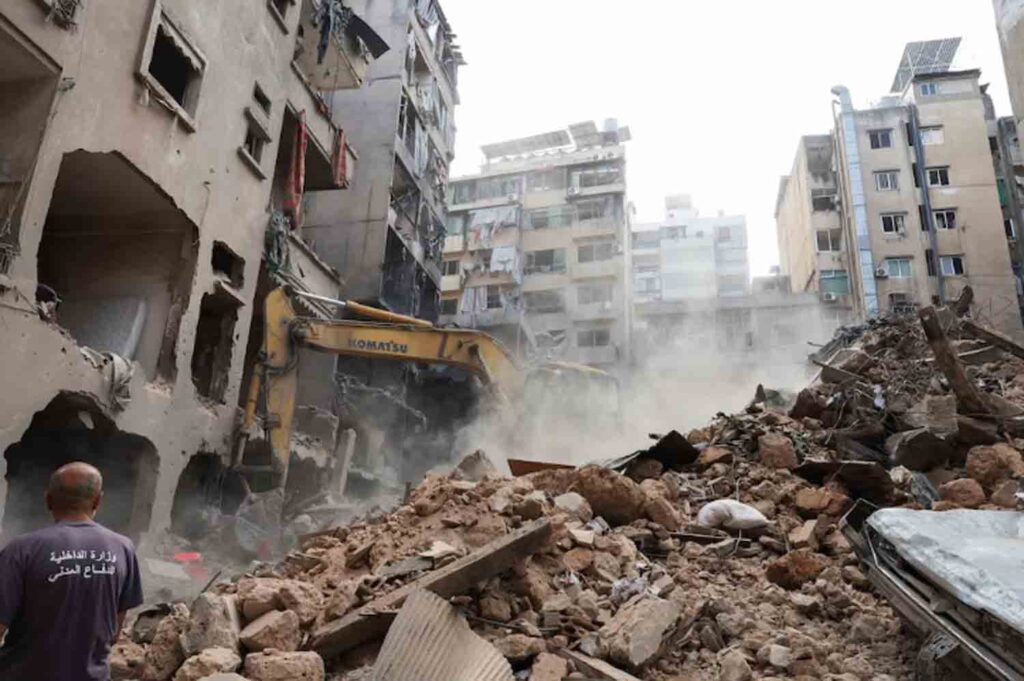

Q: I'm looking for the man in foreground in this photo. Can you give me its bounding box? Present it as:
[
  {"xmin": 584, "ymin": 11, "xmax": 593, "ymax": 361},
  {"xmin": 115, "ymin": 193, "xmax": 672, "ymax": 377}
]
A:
[{"xmin": 0, "ymin": 462, "xmax": 144, "ymax": 680}]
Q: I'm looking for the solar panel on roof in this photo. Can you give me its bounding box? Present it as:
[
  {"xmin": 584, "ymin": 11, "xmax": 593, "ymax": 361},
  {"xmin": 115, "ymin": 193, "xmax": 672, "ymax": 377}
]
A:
[{"xmin": 890, "ymin": 37, "xmax": 962, "ymax": 93}]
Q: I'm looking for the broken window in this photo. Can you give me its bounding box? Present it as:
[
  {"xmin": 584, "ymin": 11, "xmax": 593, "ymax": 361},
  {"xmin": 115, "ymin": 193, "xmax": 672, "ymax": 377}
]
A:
[
  {"xmin": 144, "ymin": 15, "xmax": 205, "ymax": 121},
  {"xmin": 524, "ymin": 249, "xmax": 566, "ymax": 275},
  {"xmin": 577, "ymin": 281, "xmax": 613, "ymax": 305},
  {"xmin": 874, "ymin": 170, "xmax": 899, "ymax": 191},
  {"xmin": 881, "ymin": 213, "xmax": 905, "ymax": 234},
  {"xmin": 933, "ymin": 209, "xmax": 957, "ymax": 230},
  {"xmin": 37, "ymin": 151, "xmax": 198, "ymax": 381},
  {"xmin": 927, "ymin": 166, "xmax": 950, "ymax": 187},
  {"xmin": 577, "ymin": 328, "xmax": 611, "ymax": 347},
  {"xmin": 190, "ymin": 287, "xmax": 241, "ymax": 403},
  {"xmin": 940, "ymin": 255, "xmax": 966, "ymax": 276},
  {"xmin": 211, "ymin": 241, "xmax": 245, "ymax": 288},
  {"xmin": 869, "ymin": 129, "xmax": 893, "ymax": 149},
  {"xmin": 816, "ymin": 229, "xmax": 842, "ymax": 252},
  {"xmin": 577, "ymin": 242, "xmax": 615, "ymax": 263},
  {"xmin": 524, "ymin": 290, "xmax": 565, "ymax": 313}
]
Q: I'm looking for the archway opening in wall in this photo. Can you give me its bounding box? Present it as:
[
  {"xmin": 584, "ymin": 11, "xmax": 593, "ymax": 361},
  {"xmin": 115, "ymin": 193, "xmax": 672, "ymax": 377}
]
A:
[{"xmin": 2, "ymin": 392, "xmax": 159, "ymax": 542}]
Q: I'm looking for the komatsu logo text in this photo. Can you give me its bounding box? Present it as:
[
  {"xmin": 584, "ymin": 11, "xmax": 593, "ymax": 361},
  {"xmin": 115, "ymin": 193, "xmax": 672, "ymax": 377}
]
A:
[{"xmin": 348, "ymin": 338, "xmax": 409, "ymax": 354}]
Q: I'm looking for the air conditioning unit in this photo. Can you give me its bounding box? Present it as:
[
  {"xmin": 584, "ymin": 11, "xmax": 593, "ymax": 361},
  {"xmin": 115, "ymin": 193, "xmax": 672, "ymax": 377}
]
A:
[
  {"xmin": 822, "ymin": 292, "xmax": 838, "ymax": 303},
  {"xmin": 507, "ymin": 193, "xmax": 520, "ymax": 202},
  {"xmin": 875, "ymin": 267, "xmax": 889, "ymax": 279},
  {"xmin": 567, "ymin": 186, "xmax": 580, "ymax": 197}
]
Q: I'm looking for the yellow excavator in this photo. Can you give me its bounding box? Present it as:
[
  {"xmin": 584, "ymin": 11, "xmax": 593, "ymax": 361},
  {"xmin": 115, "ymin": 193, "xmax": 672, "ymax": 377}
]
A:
[{"xmin": 233, "ymin": 286, "xmax": 621, "ymax": 491}]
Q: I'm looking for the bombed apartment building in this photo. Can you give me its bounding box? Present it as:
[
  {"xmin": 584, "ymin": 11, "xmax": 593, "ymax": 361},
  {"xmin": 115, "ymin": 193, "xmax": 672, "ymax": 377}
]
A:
[
  {"xmin": 0, "ymin": 0, "xmax": 384, "ymax": 545},
  {"xmin": 441, "ymin": 121, "xmax": 631, "ymax": 369},
  {"xmin": 778, "ymin": 39, "xmax": 1023, "ymax": 336}
]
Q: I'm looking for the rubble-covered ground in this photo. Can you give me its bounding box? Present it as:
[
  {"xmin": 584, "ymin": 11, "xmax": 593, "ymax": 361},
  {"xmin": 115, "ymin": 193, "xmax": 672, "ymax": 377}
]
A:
[{"xmin": 113, "ymin": 310, "xmax": 1024, "ymax": 681}]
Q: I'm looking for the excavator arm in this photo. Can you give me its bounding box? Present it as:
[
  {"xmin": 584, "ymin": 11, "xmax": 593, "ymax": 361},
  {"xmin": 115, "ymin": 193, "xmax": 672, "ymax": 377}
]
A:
[{"xmin": 237, "ymin": 287, "xmax": 523, "ymax": 486}]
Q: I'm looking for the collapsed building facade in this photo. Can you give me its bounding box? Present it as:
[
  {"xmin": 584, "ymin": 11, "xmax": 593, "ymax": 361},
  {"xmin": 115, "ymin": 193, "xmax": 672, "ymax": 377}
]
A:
[
  {"xmin": 441, "ymin": 121, "xmax": 631, "ymax": 368},
  {"xmin": 0, "ymin": 0, "xmax": 386, "ymax": 544},
  {"xmin": 776, "ymin": 39, "xmax": 1024, "ymax": 337}
]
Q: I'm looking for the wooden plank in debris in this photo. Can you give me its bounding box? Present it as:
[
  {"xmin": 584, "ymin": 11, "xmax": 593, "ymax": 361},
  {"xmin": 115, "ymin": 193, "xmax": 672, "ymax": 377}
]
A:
[
  {"xmin": 961, "ymin": 320, "xmax": 1024, "ymax": 362},
  {"xmin": 309, "ymin": 517, "xmax": 553, "ymax": 658},
  {"xmin": 918, "ymin": 307, "xmax": 990, "ymax": 416},
  {"xmin": 558, "ymin": 649, "xmax": 643, "ymax": 681},
  {"xmin": 951, "ymin": 285, "xmax": 974, "ymax": 317}
]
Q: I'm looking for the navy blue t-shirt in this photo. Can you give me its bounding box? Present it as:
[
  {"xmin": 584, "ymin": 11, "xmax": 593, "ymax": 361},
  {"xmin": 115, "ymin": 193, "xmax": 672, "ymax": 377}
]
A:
[{"xmin": 0, "ymin": 520, "xmax": 144, "ymax": 681}]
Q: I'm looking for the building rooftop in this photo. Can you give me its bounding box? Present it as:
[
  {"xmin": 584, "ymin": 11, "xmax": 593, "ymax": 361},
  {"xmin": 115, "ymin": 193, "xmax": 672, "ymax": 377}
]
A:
[
  {"xmin": 890, "ymin": 37, "xmax": 962, "ymax": 93},
  {"xmin": 480, "ymin": 119, "xmax": 630, "ymax": 162}
]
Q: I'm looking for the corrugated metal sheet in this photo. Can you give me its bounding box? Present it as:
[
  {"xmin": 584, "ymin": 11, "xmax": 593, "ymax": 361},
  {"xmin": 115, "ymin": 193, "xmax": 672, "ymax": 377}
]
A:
[{"xmin": 371, "ymin": 589, "xmax": 514, "ymax": 681}]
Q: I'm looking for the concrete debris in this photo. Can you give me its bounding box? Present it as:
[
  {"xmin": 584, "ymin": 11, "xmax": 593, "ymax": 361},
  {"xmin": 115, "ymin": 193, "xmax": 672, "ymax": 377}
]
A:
[
  {"xmin": 173, "ymin": 648, "xmax": 242, "ymax": 681},
  {"xmin": 119, "ymin": 310, "xmax": 1024, "ymax": 680}
]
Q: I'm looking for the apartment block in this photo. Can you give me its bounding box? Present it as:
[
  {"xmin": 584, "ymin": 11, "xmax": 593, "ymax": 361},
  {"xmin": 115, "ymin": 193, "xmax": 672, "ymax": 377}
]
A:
[
  {"xmin": 777, "ymin": 41, "xmax": 1023, "ymax": 335},
  {"xmin": 995, "ymin": 1, "xmax": 1024, "ymax": 142},
  {"xmin": 304, "ymin": 0, "xmax": 462, "ymax": 321},
  {"xmin": 441, "ymin": 121, "xmax": 630, "ymax": 369},
  {"xmin": 0, "ymin": 0, "xmax": 381, "ymax": 543}
]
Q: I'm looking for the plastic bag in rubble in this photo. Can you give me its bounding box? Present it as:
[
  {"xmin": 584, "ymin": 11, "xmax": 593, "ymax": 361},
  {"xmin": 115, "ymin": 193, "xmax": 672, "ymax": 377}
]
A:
[{"xmin": 696, "ymin": 499, "xmax": 769, "ymax": 531}]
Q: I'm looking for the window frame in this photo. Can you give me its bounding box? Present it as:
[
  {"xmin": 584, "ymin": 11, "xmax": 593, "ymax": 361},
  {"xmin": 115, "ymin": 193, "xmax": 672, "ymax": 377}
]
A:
[
  {"xmin": 886, "ymin": 257, "xmax": 913, "ymax": 279},
  {"xmin": 869, "ymin": 129, "xmax": 893, "ymax": 149},
  {"xmin": 927, "ymin": 166, "xmax": 951, "ymax": 187},
  {"xmin": 933, "ymin": 209, "xmax": 957, "ymax": 230},
  {"xmin": 442, "ymin": 260, "xmax": 460, "ymax": 276},
  {"xmin": 815, "ymin": 228, "xmax": 842, "ymax": 252},
  {"xmin": 577, "ymin": 241, "xmax": 615, "ymax": 264},
  {"xmin": 577, "ymin": 328, "xmax": 612, "ymax": 348},
  {"xmin": 523, "ymin": 248, "xmax": 567, "ymax": 275},
  {"xmin": 920, "ymin": 82, "xmax": 940, "ymax": 97},
  {"xmin": 874, "ymin": 170, "xmax": 899, "ymax": 192},
  {"xmin": 137, "ymin": 4, "xmax": 207, "ymax": 131},
  {"xmin": 939, "ymin": 255, "xmax": 966, "ymax": 276},
  {"xmin": 880, "ymin": 213, "xmax": 906, "ymax": 235},
  {"xmin": 920, "ymin": 126, "xmax": 944, "ymax": 145},
  {"xmin": 577, "ymin": 281, "xmax": 614, "ymax": 305},
  {"xmin": 485, "ymin": 285, "xmax": 503, "ymax": 309},
  {"xmin": 440, "ymin": 298, "xmax": 458, "ymax": 315}
]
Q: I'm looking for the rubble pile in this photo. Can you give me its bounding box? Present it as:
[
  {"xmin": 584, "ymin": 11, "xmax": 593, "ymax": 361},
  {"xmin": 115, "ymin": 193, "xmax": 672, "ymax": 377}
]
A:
[{"xmin": 114, "ymin": 305, "xmax": 1024, "ymax": 681}]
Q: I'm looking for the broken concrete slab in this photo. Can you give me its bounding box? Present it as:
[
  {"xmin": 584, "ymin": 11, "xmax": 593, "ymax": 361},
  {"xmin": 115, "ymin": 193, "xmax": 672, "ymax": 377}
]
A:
[
  {"xmin": 181, "ymin": 593, "xmax": 241, "ymax": 657},
  {"xmin": 558, "ymin": 649, "xmax": 643, "ymax": 681},
  {"xmin": 310, "ymin": 518, "xmax": 553, "ymax": 658},
  {"xmin": 243, "ymin": 651, "xmax": 324, "ymax": 681},
  {"xmin": 370, "ymin": 590, "xmax": 513, "ymax": 681},
  {"xmin": 239, "ymin": 609, "xmax": 301, "ymax": 652},
  {"xmin": 173, "ymin": 648, "xmax": 242, "ymax": 681},
  {"xmin": 598, "ymin": 596, "xmax": 681, "ymax": 669}
]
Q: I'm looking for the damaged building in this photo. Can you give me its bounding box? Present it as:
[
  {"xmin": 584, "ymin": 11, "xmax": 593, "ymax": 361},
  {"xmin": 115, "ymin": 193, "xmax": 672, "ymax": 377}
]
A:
[
  {"xmin": 0, "ymin": 0, "xmax": 385, "ymax": 544},
  {"xmin": 441, "ymin": 121, "xmax": 632, "ymax": 368},
  {"xmin": 776, "ymin": 39, "xmax": 1024, "ymax": 336}
]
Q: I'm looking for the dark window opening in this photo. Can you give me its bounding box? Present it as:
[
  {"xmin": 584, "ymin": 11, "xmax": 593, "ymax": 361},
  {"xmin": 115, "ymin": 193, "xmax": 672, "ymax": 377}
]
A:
[
  {"xmin": 869, "ymin": 129, "xmax": 892, "ymax": 149},
  {"xmin": 148, "ymin": 25, "xmax": 202, "ymax": 114},
  {"xmin": 253, "ymin": 83, "xmax": 271, "ymax": 114},
  {"xmin": 440, "ymin": 298, "xmax": 458, "ymax": 315},
  {"xmin": 244, "ymin": 124, "xmax": 266, "ymax": 164},
  {"xmin": 212, "ymin": 241, "xmax": 245, "ymax": 288},
  {"xmin": 170, "ymin": 453, "xmax": 248, "ymax": 541},
  {"xmin": 37, "ymin": 151, "xmax": 198, "ymax": 382},
  {"xmin": 2, "ymin": 393, "xmax": 158, "ymax": 542},
  {"xmin": 919, "ymin": 205, "xmax": 930, "ymax": 231},
  {"xmin": 925, "ymin": 249, "xmax": 937, "ymax": 277},
  {"xmin": 191, "ymin": 288, "xmax": 240, "ymax": 403},
  {"xmin": 270, "ymin": 0, "xmax": 291, "ymax": 22},
  {"xmin": 486, "ymin": 285, "xmax": 502, "ymax": 309},
  {"xmin": 578, "ymin": 328, "xmax": 611, "ymax": 347},
  {"xmin": 442, "ymin": 260, "xmax": 460, "ymax": 276}
]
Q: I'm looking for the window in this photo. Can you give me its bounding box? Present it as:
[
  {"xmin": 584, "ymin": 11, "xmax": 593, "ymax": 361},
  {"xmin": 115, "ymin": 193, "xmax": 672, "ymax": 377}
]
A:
[
  {"xmin": 869, "ymin": 129, "xmax": 893, "ymax": 149},
  {"xmin": 577, "ymin": 281, "xmax": 613, "ymax": 305},
  {"xmin": 634, "ymin": 277, "xmax": 661, "ymax": 293},
  {"xmin": 1006, "ymin": 218, "xmax": 1016, "ymax": 239},
  {"xmin": 524, "ymin": 249, "xmax": 566, "ymax": 274},
  {"xmin": 526, "ymin": 168, "xmax": 566, "ymax": 193},
  {"xmin": 241, "ymin": 107, "xmax": 271, "ymax": 174},
  {"xmin": 716, "ymin": 226, "xmax": 731, "ymax": 242},
  {"xmin": 440, "ymin": 298, "xmax": 458, "ymax": 315},
  {"xmin": 933, "ymin": 209, "xmax": 957, "ymax": 230},
  {"xmin": 874, "ymin": 170, "xmax": 899, "ymax": 191},
  {"xmin": 442, "ymin": 260, "xmax": 460, "ymax": 276},
  {"xmin": 886, "ymin": 257, "xmax": 913, "ymax": 278},
  {"xmin": 524, "ymin": 290, "xmax": 565, "ymax": 313},
  {"xmin": 820, "ymin": 269, "xmax": 850, "ymax": 295},
  {"xmin": 577, "ymin": 242, "xmax": 615, "ymax": 263},
  {"xmin": 451, "ymin": 175, "xmax": 522, "ymax": 204},
  {"xmin": 253, "ymin": 83, "xmax": 271, "ymax": 115},
  {"xmin": 815, "ymin": 229, "xmax": 842, "ymax": 252},
  {"xmin": 527, "ymin": 206, "xmax": 574, "ymax": 230},
  {"xmin": 211, "ymin": 241, "xmax": 244, "ymax": 288},
  {"xmin": 940, "ymin": 255, "xmax": 966, "ymax": 276},
  {"xmin": 577, "ymin": 328, "xmax": 611, "ymax": 347},
  {"xmin": 920, "ymin": 82, "xmax": 940, "ymax": 96},
  {"xmin": 927, "ymin": 167, "xmax": 950, "ymax": 187},
  {"xmin": 634, "ymin": 263, "xmax": 659, "ymax": 274},
  {"xmin": 881, "ymin": 213, "xmax": 906, "ymax": 235},
  {"xmin": 145, "ymin": 16, "xmax": 206, "ymax": 121},
  {"xmin": 920, "ymin": 126, "xmax": 944, "ymax": 145},
  {"xmin": 576, "ymin": 197, "xmax": 615, "ymax": 222},
  {"xmin": 570, "ymin": 163, "xmax": 623, "ymax": 189},
  {"xmin": 268, "ymin": 0, "xmax": 292, "ymax": 28},
  {"xmin": 889, "ymin": 292, "xmax": 915, "ymax": 313},
  {"xmin": 486, "ymin": 285, "xmax": 502, "ymax": 309}
]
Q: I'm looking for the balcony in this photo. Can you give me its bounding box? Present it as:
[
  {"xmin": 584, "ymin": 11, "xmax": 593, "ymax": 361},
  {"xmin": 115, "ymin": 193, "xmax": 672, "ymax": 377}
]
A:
[
  {"xmin": 572, "ymin": 259, "xmax": 621, "ymax": 280},
  {"xmin": 571, "ymin": 218, "xmax": 620, "ymax": 240},
  {"xmin": 296, "ymin": 0, "xmax": 389, "ymax": 91},
  {"xmin": 572, "ymin": 301, "xmax": 618, "ymax": 322},
  {"xmin": 455, "ymin": 306, "xmax": 524, "ymax": 328}
]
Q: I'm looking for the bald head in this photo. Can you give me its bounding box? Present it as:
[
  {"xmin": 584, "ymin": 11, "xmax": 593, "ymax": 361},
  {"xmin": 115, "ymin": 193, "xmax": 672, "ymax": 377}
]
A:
[{"xmin": 47, "ymin": 462, "xmax": 103, "ymax": 519}]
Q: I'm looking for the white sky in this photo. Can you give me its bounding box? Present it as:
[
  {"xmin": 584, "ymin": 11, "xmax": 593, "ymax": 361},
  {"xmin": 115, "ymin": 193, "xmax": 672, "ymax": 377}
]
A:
[{"xmin": 441, "ymin": 0, "xmax": 1011, "ymax": 275}]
